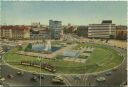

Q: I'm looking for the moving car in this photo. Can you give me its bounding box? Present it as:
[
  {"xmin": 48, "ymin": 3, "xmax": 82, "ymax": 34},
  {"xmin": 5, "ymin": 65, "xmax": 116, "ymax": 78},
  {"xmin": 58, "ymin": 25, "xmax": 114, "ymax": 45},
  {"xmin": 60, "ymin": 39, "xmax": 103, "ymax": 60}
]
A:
[
  {"xmin": 113, "ymin": 68, "xmax": 118, "ymax": 71},
  {"xmin": 31, "ymin": 76, "xmax": 38, "ymax": 82},
  {"xmin": 0, "ymin": 77, "xmax": 5, "ymax": 84},
  {"xmin": 17, "ymin": 71, "xmax": 24, "ymax": 75},
  {"xmin": 7, "ymin": 75, "xmax": 14, "ymax": 79},
  {"xmin": 32, "ymin": 72, "xmax": 38, "ymax": 76},
  {"xmin": 96, "ymin": 77, "xmax": 106, "ymax": 82},
  {"xmin": 37, "ymin": 74, "xmax": 44, "ymax": 79},
  {"xmin": 73, "ymin": 76, "xmax": 80, "ymax": 80},
  {"xmin": 105, "ymin": 72, "xmax": 112, "ymax": 76},
  {"xmin": 52, "ymin": 76, "xmax": 64, "ymax": 84}
]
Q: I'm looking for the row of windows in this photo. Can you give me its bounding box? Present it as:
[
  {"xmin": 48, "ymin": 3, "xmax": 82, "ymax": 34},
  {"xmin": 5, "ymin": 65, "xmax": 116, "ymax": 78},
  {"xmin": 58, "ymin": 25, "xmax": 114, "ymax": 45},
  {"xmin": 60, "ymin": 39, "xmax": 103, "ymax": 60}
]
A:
[
  {"xmin": 88, "ymin": 31, "xmax": 116, "ymax": 34},
  {"xmin": 88, "ymin": 33, "xmax": 111, "ymax": 35},
  {"xmin": 88, "ymin": 30, "xmax": 115, "ymax": 32},
  {"xmin": 89, "ymin": 25, "xmax": 115, "ymax": 27},
  {"xmin": 88, "ymin": 27, "xmax": 116, "ymax": 30},
  {"xmin": 88, "ymin": 35, "xmax": 110, "ymax": 36}
]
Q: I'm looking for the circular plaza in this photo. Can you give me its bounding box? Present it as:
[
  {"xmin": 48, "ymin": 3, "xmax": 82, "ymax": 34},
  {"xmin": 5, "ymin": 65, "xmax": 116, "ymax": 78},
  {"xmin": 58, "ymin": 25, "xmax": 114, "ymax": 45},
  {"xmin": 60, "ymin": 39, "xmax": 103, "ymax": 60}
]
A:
[{"xmin": 3, "ymin": 39, "xmax": 125, "ymax": 75}]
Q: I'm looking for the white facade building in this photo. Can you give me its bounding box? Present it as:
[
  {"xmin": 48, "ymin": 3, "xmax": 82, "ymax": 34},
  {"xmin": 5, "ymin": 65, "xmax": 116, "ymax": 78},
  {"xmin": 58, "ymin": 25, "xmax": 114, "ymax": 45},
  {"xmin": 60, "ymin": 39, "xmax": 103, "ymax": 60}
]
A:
[{"xmin": 88, "ymin": 20, "xmax": 116, "ymax": 39}]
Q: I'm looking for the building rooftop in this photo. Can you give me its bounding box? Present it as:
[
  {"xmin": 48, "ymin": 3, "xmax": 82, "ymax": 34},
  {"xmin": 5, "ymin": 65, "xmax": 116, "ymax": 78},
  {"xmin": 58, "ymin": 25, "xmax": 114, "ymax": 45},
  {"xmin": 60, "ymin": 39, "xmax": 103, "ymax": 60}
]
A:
[
  {"xmin": 102, "ymin": 20, "xmax": 112, "ymax": 24},
  {"xmin": 0, "ymin": 25, "xmax": 30, "ymax": 30}
]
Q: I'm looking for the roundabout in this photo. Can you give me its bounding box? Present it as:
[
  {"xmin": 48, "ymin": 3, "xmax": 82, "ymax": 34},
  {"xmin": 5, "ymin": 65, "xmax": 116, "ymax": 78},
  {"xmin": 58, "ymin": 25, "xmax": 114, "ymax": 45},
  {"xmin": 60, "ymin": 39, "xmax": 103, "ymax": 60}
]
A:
[
  {"xmin": 0, "ymin": 39, "xmax": 127, "ymax": 87},
  {"xmin": 3, "ymin": 40, "xmax": 124, "ymax": 74}
]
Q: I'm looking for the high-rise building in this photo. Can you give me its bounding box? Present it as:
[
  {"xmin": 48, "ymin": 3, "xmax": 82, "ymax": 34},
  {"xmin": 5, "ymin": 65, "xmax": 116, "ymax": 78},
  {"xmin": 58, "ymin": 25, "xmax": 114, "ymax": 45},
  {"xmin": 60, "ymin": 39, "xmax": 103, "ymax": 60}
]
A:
[
  {"xmin": 49, "ymin": 20, "xmax": 62, "ymax": 39},
  {"xmin": 88, "ymin": 20, "xmax": 116, "ymax": 39}
]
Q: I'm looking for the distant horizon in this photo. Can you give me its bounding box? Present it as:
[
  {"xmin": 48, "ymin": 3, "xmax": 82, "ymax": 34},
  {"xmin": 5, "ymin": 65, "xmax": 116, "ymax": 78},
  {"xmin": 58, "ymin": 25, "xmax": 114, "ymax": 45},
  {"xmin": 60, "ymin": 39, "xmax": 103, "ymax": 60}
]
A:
[
  {"xmin": 1, "ymin": 1, "xmax": 127, "ymax": 25},
  {"xmin": 0, "ymin": 20, "xmax": 127, "ymax": 26}
]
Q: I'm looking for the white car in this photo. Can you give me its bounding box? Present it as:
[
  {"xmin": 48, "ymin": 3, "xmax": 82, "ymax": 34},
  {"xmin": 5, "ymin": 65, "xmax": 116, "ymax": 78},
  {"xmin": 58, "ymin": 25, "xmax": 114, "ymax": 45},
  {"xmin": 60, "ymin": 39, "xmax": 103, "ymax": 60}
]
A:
[
  {"xmin": 0, "ymin": 77, "xmax": 5, "ymax": 82},
  {"xmin": 105, "ymin": 72, "xmax": 112, "ymax": 76},
  {"xmin": 96, "ymin": 77, "xmax": 106, "ymax": 82},
  {"xmin": 17, "ymin": 71, "xmax": 24, "ymax": 75}
]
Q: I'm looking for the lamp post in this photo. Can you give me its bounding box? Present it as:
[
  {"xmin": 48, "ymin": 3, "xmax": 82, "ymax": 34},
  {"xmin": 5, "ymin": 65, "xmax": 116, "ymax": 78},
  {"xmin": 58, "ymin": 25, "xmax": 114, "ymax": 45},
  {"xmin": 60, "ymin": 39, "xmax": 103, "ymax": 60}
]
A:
[
  {"xmin": 39, "ymin": 56, "xmax": 42, "ymax": 86},
  {"xmin": 0, "ymin": 53, "xmax": 2, "ymax": 78}
]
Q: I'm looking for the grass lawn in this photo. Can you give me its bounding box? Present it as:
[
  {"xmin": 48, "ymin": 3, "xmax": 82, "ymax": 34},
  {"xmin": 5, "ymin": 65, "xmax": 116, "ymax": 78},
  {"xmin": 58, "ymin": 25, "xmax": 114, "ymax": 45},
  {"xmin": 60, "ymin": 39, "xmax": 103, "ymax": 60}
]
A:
[
  {"xmin": 4, "ymin": 43, "xmax": 124, "ymax": 74},
  {"xmin": 80, "ymin": 44, "xmax": 123, "ymax": 73}
]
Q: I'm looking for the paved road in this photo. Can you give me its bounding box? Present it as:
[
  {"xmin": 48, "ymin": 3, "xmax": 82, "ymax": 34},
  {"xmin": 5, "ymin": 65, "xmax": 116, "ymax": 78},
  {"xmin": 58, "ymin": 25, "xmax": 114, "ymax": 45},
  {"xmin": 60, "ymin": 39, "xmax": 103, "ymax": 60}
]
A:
[{"xmin": 1, "ymin": 64, "xmax": 66, "ymax": 87}]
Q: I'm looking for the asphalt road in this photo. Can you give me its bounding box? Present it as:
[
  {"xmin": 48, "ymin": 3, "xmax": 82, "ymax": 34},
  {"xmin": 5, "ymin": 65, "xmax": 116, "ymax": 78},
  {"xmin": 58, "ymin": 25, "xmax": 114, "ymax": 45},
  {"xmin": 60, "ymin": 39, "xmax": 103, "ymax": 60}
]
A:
[{"xmin": 1, "ymin": 64, "xmax": 66, "ymax": 87}]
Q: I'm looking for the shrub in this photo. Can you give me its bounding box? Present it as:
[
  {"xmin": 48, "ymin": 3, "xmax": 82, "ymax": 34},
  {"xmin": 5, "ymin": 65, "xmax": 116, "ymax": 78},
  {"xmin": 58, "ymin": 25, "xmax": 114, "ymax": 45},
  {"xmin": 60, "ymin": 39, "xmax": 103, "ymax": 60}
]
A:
[{"xmin": 25, "ymin": 43, "xmax": 32, "ymax": 52}]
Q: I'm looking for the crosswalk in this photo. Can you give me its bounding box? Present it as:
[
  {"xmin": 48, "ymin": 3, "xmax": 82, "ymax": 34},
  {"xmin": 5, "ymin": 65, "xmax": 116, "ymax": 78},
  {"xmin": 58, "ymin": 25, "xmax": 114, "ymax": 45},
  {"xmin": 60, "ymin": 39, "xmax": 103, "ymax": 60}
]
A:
[{"xmin": 62, "ymin": 74, "xmax": 89, "ymax": 86}]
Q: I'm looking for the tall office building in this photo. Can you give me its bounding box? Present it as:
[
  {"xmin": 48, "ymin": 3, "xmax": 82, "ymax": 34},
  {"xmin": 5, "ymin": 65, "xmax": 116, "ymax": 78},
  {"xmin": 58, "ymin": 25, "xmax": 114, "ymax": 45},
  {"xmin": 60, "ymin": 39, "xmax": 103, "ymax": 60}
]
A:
[
  {"xmin": 49, "ymin": 20, "xmax": 62, "ymax": 39},
  {"xmin": 88, "ymin": 20, "xmax": 116, "ymax": 39}
]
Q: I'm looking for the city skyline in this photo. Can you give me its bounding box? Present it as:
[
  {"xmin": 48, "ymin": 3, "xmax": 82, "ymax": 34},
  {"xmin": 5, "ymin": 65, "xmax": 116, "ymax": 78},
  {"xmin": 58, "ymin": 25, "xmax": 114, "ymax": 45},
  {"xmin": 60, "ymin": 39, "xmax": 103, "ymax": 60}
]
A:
[{"xmin": 1, "ymin": 1, "xmax": 127, "ymax": 25}]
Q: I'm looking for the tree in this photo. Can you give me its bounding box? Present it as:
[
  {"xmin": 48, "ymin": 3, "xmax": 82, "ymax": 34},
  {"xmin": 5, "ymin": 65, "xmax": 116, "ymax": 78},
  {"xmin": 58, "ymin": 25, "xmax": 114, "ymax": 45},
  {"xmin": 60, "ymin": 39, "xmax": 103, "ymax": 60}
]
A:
[{"xmin": 25, "ymin": 43, "xmax": 32, "ymax": 52}]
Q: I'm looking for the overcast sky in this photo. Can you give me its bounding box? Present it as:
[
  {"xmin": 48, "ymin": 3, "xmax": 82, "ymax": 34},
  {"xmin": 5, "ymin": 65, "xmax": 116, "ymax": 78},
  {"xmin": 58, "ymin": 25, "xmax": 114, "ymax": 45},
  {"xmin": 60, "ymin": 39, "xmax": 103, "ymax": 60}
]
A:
[{"xmin": 1, "ymin": 1, "xmax": 127, "ymax": 25}]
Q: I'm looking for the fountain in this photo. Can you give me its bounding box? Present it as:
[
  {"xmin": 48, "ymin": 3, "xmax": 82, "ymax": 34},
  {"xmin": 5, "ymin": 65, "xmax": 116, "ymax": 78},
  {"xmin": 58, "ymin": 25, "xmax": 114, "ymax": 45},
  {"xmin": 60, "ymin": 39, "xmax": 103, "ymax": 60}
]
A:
[
  {"xmin": 32, "ymin": 40, "xmax": 51, "ymax": 52},
  {"xmin": 44, "ymin": 40, "xmax": 51, "ymax": 51}
]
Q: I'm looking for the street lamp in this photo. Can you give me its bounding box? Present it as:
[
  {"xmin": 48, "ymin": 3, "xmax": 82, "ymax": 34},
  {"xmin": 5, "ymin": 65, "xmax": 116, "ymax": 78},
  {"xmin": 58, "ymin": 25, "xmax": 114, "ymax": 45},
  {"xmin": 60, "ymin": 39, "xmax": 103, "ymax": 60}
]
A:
[{"xmin": 37, "ymin": 53, "xmax": 42, "ymax": 86}]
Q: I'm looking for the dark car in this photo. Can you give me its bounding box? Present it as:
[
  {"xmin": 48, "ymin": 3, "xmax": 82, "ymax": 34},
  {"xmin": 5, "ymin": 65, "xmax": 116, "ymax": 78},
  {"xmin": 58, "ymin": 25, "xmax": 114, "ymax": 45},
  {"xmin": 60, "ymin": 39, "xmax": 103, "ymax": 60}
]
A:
[
  {"xmin": 7, "ymin": 75, "xmax": 14, "ymax": 79},
  {"xmin": 31, "ymin": 76, "xmax": 38, "ymax": 82},
  {"xmin": 113, "ymin": 68, "xmax": 118, "ymax": 71},
  {"xmin": 37, "ymin": 74, "xmax": 44, "ymax": 79}
]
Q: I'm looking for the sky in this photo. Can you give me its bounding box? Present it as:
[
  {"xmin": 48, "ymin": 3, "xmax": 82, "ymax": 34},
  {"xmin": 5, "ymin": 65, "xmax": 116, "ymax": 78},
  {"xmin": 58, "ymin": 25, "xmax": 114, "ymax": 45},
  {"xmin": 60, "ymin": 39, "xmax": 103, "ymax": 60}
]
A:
[{"xmin": 1, "ymin": 1, "xmax": 127, "ymax": 25}]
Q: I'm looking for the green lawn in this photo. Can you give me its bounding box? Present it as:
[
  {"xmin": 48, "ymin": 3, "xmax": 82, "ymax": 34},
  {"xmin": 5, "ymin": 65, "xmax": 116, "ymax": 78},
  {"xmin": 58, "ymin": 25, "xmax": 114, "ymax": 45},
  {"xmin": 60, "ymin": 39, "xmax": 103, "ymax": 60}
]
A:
[
  {"xmin": 85, "ymin": 47, "xmax": 123, "ymax": 73},
  {"xmin": 4, "ymin": 43, "xmax": 124, "ymax": 74}
]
